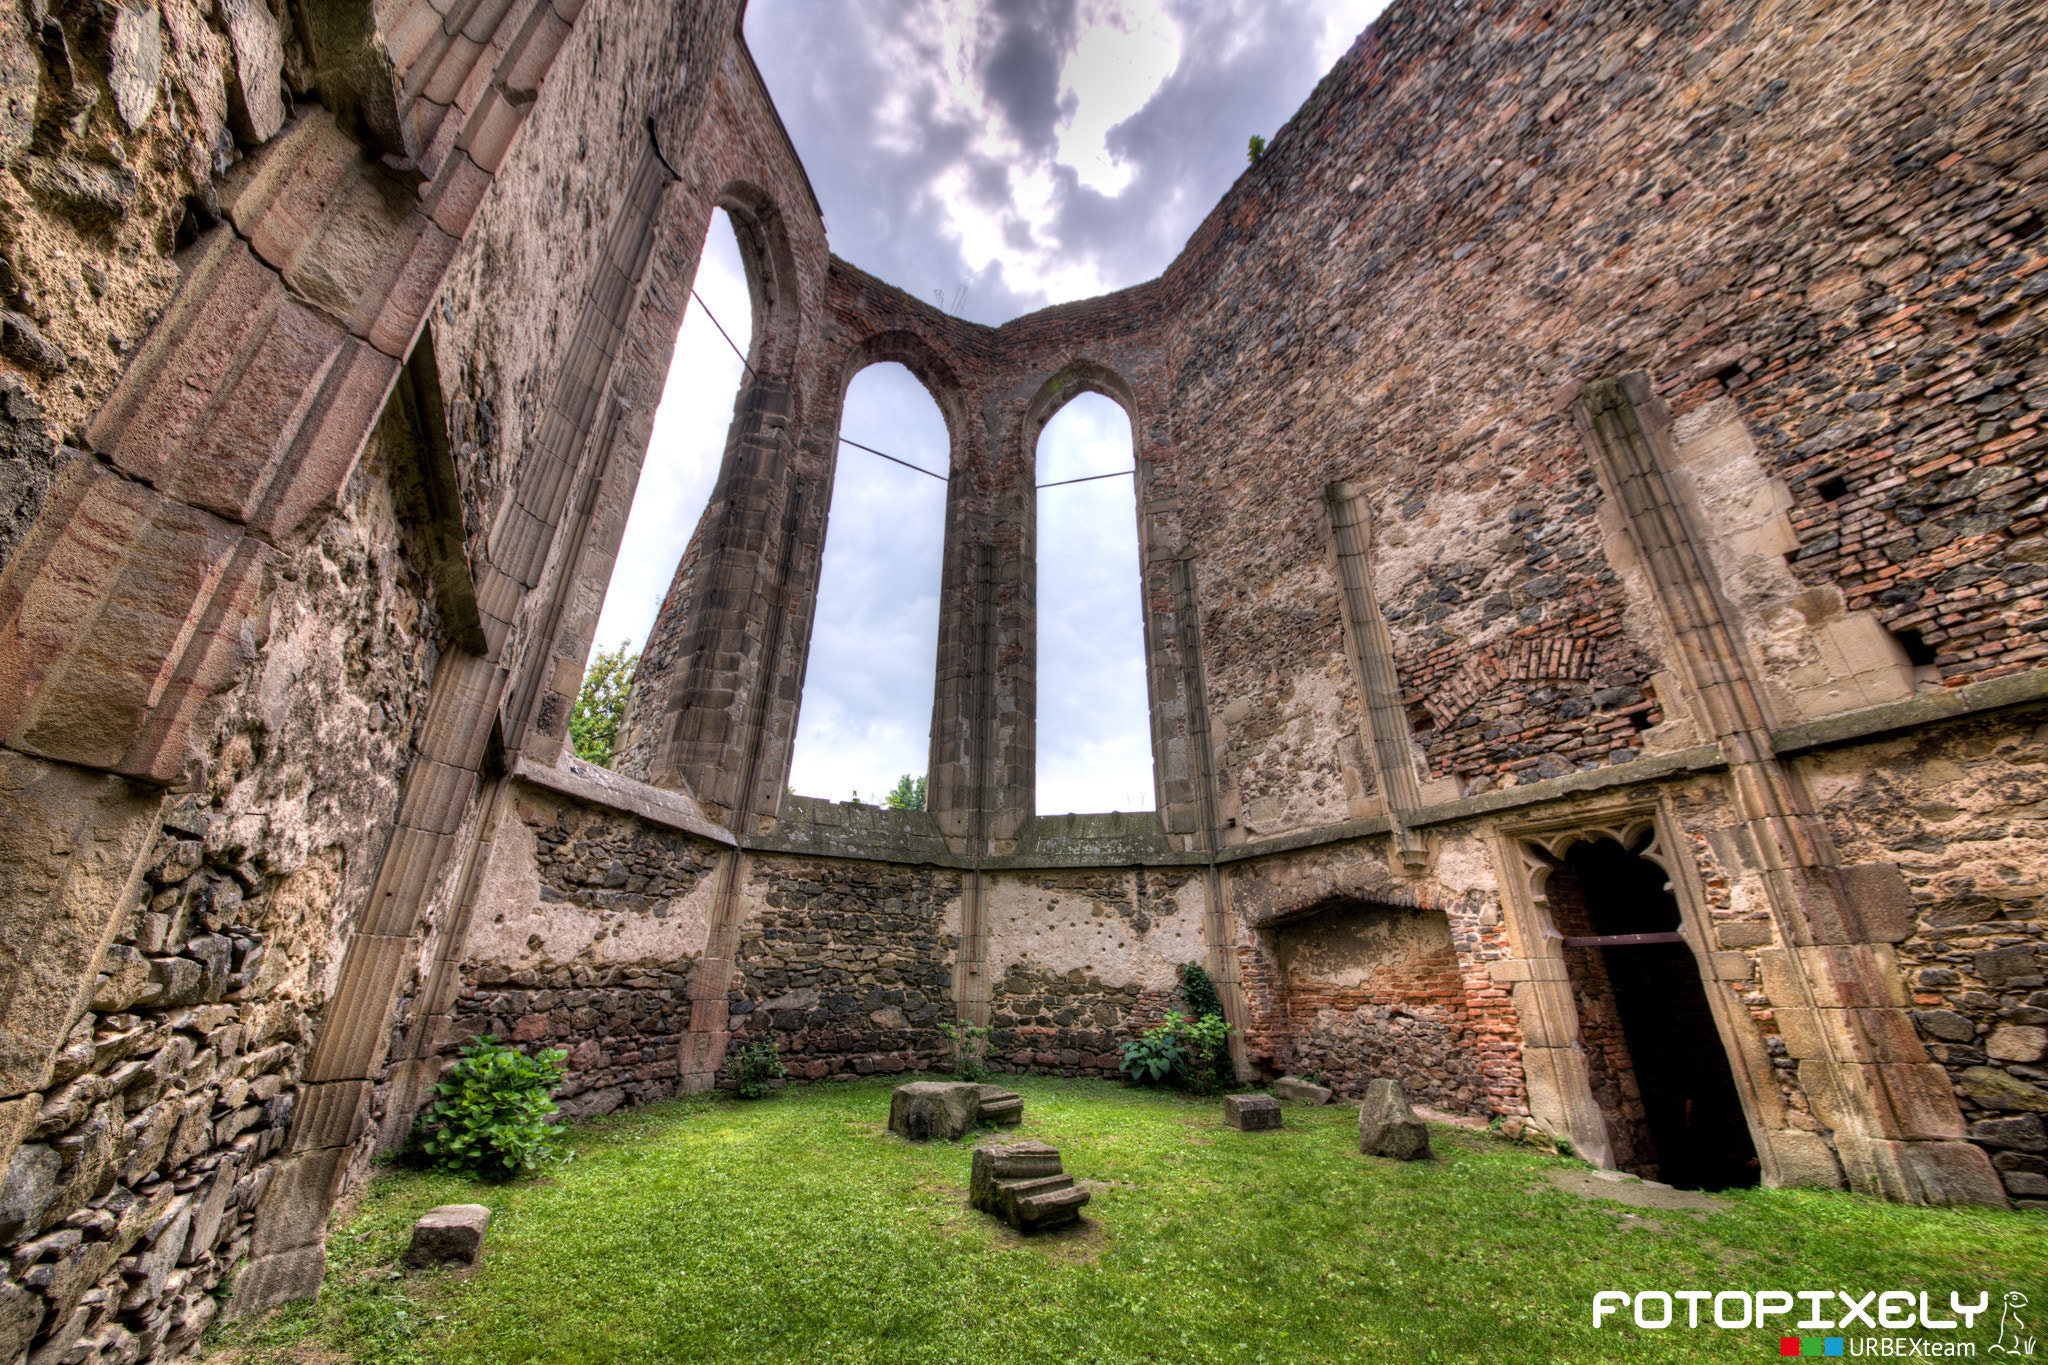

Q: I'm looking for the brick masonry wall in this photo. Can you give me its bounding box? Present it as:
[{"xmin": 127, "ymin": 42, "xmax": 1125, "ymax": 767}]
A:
[{"xmin": 1259, "ymin": 901, "xmax": 1489, "ymax": 1114}]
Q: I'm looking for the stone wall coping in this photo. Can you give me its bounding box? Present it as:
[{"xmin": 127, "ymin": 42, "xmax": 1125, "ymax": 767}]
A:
[
  {"xmin": 510, "ymin": 754, "xmax": 736, "ymax": 845},
  {"xmin": 513, "ymin": 668, "xmax": 2048, "ymax": 871}
]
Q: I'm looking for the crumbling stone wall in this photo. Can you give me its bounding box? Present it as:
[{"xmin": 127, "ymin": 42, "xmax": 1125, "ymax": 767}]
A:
[
  {"xmin": 978, "ymin": 867, "xmax": 1207, "ymax": 1075},
  {"xmin": 1798, "ymin": 710, "xmax": 2048, "ymax": 1206},
  {"xmin": 0, "ymin": 397, "xmax": 454, "ymax": 1361},
  {"xmin": 447, "ymin": 781, "xmax": 723, "ymax": 1116},
  {"xmin": 726, "ymin": 858, "xmax": 961, "ymax": 1081}
]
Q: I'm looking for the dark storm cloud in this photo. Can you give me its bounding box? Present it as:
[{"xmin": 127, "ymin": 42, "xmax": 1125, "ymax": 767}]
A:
[{"xmin": 979, "ymin": 0, "xmax": 1079, "ymax": 154}]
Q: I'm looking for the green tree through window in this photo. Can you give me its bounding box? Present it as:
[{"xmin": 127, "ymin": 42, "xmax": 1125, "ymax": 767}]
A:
[{"xmin": 570, "ymin": 640, "xmax": 638, "ymax": 767}]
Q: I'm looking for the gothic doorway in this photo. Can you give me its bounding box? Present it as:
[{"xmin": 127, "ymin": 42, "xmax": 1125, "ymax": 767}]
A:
[{"xmin": 1543, "ymin": 832, "xmax": 1760, "ymax": 1191}]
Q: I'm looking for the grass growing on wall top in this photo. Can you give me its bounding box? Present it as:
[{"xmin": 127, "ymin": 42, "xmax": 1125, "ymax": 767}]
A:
[{"xmin": 203, "ymin": 1078, "xmax": 2044, "ymax": 1365}]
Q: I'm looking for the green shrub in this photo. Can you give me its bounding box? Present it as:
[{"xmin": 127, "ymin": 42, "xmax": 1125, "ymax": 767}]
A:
[
  {"xmin": 412, "ymin": 1036, "xmax": 567, "ymax": 1180},
  {"xmin": 1119, "ymin": 1009, "xmax": 1235, "ymax": 1091},
  {"xmin": 1120, "ymin": 1012, "xmax": 1191, "ymax": 1085},
  {"xmin": 1180, "ymin": 960, "xmax": 1223, "ymax": 1018},
  {"xmin": 1180, "ymin": 1011, "xmax": 1233, "ymax": 1096},
  {"xmin": 938, "ymin": 1019, "xmax": 992, "ymax": 1083},
  {"xmin": 730, "ymin": 1038, "xmax": 786, "ymax": 1098}
]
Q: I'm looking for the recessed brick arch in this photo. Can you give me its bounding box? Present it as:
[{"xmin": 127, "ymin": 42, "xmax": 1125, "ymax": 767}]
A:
[{"xmin": 1021, "ymin": 357, "xmax": 1140, "ymax": 447}]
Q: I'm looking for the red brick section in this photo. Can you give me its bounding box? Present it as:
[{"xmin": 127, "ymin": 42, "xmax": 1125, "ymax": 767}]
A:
[{"xmin": 1230, "ymin": 879, "xmax": 1528, "ymax": 1118}]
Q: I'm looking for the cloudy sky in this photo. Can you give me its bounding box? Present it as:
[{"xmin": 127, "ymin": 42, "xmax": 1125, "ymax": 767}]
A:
[{"xmin": 591, "ymin": 0, "xmax": 1385, "ymax": 811}]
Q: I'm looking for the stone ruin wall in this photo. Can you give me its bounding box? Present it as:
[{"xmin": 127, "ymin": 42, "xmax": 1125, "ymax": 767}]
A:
[
  {"xmin": 0, "ymin": 0, "xmax": 728, "ymax": 1350},
  {"xmin": 0, "ymin": 0, "xmax": 2046, "ymax": 1360}
]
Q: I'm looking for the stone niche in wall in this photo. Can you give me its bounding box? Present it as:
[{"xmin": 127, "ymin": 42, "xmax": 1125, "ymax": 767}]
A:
[{"xmin": 1257, "ymin": 897, "xmax": 1484, "ymax": 1113}]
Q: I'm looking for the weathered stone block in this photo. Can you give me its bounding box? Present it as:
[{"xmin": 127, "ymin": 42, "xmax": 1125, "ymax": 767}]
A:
[
  {"xmin": 404, "ymin": 1204, "xmax": 491, "ymax": 1268},
  {"xmin": 1223, "ymin": 1093, "xmax": 1281, "ymax": 1131},
  {"xmin": 1271, "ymin": 1076, "xmax": 1332, "ymax": 1104},
  {"xmin": 888, "ymin": 1081, "xmax": 982, "ymax": 1141},
  {"xmin": 1358, "ymin": 1078, "xmax": 1431, "ymax": 1160}
]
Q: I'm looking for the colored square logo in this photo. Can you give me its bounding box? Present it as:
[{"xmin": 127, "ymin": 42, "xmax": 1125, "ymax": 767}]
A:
[
  {"xmin": 1781, "ymin": 1339, "xmax": 1801, "ymax": 1357},
  {"xmin": 1780, "ymin": 1341, "xmax": 1845, "ymax": 1358},
  {"xmin": 1826, "ymin": 1343, "xmax": 1844, "ymax": 1359}
]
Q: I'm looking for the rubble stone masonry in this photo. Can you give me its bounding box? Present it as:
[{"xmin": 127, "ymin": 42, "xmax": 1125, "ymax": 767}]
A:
[{"xmin": 3, "ymin": 0, "xmax": 2048, "ymax": 1359}]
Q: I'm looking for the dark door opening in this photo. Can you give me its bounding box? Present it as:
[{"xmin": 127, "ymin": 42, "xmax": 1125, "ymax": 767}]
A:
[{"xmin": 1550, "ymin": 835, "xmax": 1760, "ymax": 1191}]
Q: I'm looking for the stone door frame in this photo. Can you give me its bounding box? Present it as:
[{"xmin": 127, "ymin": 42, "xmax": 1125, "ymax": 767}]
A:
[{"xmin": 1488, "ymin": 794, "xmax": 1784, "ymax": 1179}]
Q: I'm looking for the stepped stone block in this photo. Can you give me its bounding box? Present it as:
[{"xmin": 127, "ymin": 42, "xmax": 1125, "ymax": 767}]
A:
[
  {"xmin": 970, "ymin": 1140, "xmax": 1089, "ymax": 1230},
  {"xmin": 976, "ymin": 1084, "xmax": 1024, "ymax": 1126}
]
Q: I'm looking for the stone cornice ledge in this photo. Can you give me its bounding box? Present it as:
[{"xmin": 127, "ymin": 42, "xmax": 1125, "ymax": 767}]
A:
[
  {"xmin": 509, "ymin": 754, "xmax": 737, "ymax": 846},
  {"xmin": 1769, "ymin": 668, "xmax": 2048, "ymax": 757},
  {"xmin": 503, "ymin": 669, "xmax": 2048, "ymax": 871}
]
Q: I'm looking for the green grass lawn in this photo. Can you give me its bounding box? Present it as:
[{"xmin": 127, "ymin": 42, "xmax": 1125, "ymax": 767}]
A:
[{"xmin": 204, "ymin": 1077, "xmax": 2046, "ymax": 1365}]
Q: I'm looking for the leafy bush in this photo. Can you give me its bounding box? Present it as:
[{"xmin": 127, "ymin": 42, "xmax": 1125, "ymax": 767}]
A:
[
  {"xmin": 1180, "ymin": 960, "xmax": 1223, "ymax": 1018},
  {"xmin": 1247, "ymin": 134, "xmax": 1267, "ymax": 164},
  {"xmin": 412, "ymin": 1036, "xmax": 566, "ymax": 1180},
  {"xmin": 938, "ymin": 1019, "xmax": 991, "ymax": 1083},
  {"xmin": 1180, "ymin": 1012, "xmax": 1233, "ymax": 1096},
  {"xmin": 1120, "ymin": 1009, "xmax": 1235, "ymax": 1091},
  {"xmin": 730, "ymin": 1038, "xmax": 786, "ymax": 1098},
  {"xmin": 885, "ymin": 774, "xmax": 928, "ymax": 811},
  {"xmin": 1120, "ymin": 1013, "xmax": 1191, "ymax": 1085}
]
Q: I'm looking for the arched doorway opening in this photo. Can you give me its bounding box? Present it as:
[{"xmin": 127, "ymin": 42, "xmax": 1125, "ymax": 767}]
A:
[{"xmin": 1542, "ymin": 832, "xmax": 1760, "ymax": 1191}]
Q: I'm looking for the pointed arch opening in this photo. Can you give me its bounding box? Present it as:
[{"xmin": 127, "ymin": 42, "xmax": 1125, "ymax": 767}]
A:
[
  {"xmin": 786, "ymin": 359, "xmax": 952, "ymax": 805},
  {"xmin": 1033, "ymin": 383, "xmax": 1153, "ymax": 815},
  {"xmin": 1536, "ymin": 828, "xmax": 1761, "ymax": 1191},
  {"xmin": 573, "ymin": 207, "xmax": 753, "ymax": 771}
]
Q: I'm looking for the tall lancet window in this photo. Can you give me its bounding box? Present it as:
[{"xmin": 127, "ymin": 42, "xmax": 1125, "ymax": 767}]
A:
[
  {"xmin": 787, "ymin": 363, "xmax": 950, "ymax": 805},
  {"xmin": 1035, "ymin": 393, "xmax": 1152, "ymax": 814}
]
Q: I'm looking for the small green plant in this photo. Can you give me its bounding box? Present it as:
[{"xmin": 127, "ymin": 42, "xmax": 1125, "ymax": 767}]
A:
[
  {"xmin": 1247, "ymin": 134, "xmax": 1267, "ymax": 164},
  {"xmin": 1180, "ymin": 960, "xmax": 1223, "ymax": 1018},
  {"xmin": 938, "ymin": 1018, "xmax": 992, "ymax": 1083},
  {"xmin": 1120, "ymin": 1012, "xmax": 1191, "ymax": 1085},
  {"xmin": 411, "ymin": 1035, "xmax": 566, "ymax": 1180},
  {"xmin": 1181, "ymin": 1011, "xmax": 1233, "ymax": 1096},
  {"xmin": 730, "ymin": 1038, "xmax": 786, "ymax": 1098}
]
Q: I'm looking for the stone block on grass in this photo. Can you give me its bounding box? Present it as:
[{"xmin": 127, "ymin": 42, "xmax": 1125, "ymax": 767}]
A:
[
  {"xmin": 970, "ymin": 1140, "xmax": 1089, "ymax": 1230},
  {"xmin": 1223, "ymin": 1093, "xmax": 1282, "ymax": 1131},
  {"xmin": 1358, "ymin": 1079, "xmax": 1431, "ymax": 1161},
  {"xmin": 1272, "ymin": 1076, "xmax": 1333, "ymax": 1105},
  {"xmin": 888, "ymin": 1081, "xmax": 983, "ymax": 1141},
  {"xmin": 405, "ymin": 1204, "xmax": 491, "ymax": 1268}
]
